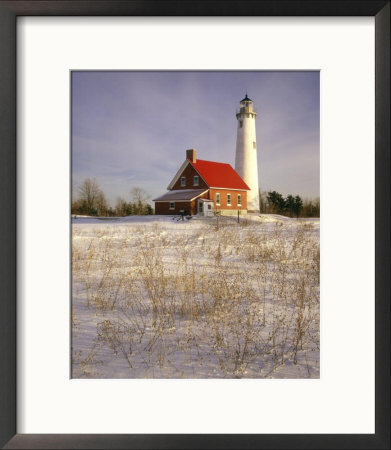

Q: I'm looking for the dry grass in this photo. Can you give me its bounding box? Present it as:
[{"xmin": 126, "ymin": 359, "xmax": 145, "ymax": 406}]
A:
[{"xmin": 72, "ymin": 217, "xmax": 320, "ymax": 378}]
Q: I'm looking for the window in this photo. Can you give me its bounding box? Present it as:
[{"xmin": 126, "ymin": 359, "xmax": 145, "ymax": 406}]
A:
[
  {"xmin": 253, "ymin": 141, "xmax": 256, "ymax": 149},
  {"xmin": 208, "ymin": 204, "xmax": 212, "ymax": 210},
  {"xmin": 216, "ymin": 193, "xmax": 220, "ymax": 205},
  {"xmin": 227, "ymin": 194, "xmax": 231, "ymax": 206},
  {"xmin": 169, "ymin": 202, "xmax": 175, "ymax": 210},
  {"xmin": 180, "ymin": 177, "xmax": 186, "ymax": 187},
  {"xmin": 193, "ymin": 176, "xmax": 199, "ymax": 186},
  {"xmin": 237, "ymin": 194, "xmax": 242, "ymax": 206},
  {"xmin": 239, "ymin": 120, "xmax": 243, "ymax": 128}
]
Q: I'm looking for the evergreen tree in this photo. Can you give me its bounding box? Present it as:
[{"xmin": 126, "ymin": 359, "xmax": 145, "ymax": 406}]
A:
[
  {"xmin": 267, "ymin": 191, "xmax": 286, "ymax": 213},
  {"xmin": 285, "ymin": 194, "xmax": 296, "ymax": 216},
  {"xmin": 293, "ymin": 195, "xmax": 303, "ymax": 218},
  {"xmin": 126, "ymin": 202, "xmax": 134, "ymax": 215}
]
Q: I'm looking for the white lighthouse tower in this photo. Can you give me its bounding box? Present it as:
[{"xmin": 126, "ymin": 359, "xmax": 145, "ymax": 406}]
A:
[{"xmin": 235, "ymin": 94, "xmax": 259, "ymax": 212}]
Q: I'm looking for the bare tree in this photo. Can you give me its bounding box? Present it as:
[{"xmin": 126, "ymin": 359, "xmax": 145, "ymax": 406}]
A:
[
  {"xmin": 259, "ymin": 188, "xmax": 267, "ymax": 213},
  {"xmin": 130, "ymin": 187, "xmax": 149, "ymax": 204},
  {"xmin": 77, "ymin": 178, "xmax": 107, "ymax": 216},
  {"xmin": 130, "ymin": 187, "xmax": 150, "ymax": 215},
  {"xmin": 115, "ymin": 197, "xmax": 128, "ymax": 217}
]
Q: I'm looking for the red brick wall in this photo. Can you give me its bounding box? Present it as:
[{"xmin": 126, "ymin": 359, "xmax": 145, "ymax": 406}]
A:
[
  {"xmin": 172, "ymin": 162, "xmax": 208, "ymax": 190},
  {"xmin": 209, "ymin": 188, "xmax": 248, "ymax": 210},
  {"xmin": 155, "ymin": 191, "xmax": 210, "ymax": 215},
  {"xmin": 155, "ymin": 190, "xmax": 247, "ymax": 214},
  {"xmin": 155, "ymin": 201, "xmax": 194, "ymax": 215}
]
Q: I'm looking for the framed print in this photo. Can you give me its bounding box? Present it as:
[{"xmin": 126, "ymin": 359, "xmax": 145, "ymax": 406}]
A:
[
  {"xmin": 70, "ymin": 70, "xmax": 321, "ymax": 381},
  {"xmin": 0, "ymin": 1, "xmax": 389, "ymax": 449}
]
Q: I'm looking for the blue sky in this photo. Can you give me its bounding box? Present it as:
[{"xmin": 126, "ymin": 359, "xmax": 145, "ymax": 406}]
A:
[{"xmin": 72, "ymin": 71, "xmax": 319, "ymax": 205}]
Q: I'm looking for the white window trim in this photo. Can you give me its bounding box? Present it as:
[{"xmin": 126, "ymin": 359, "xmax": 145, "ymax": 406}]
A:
[
  {"xmin": 193, "ymin": 176, "xmax": 199, "ymax": 186},
  {"xmin": 180, "ymin": 177, "xmax": 186, "ymax": 187},
  {"xmin": 227, "ymin": 193, "xmax": 231, "ymax": 206},
  {"xmin": 216, "ymin": 193, "xmax": 221, "ymax": 206},
  {"xmin": 237, "ymin": 194, "xmax": 242, "ymax": 206},
  {"xmin": 169, "ymin": 202, "xmax": 175, "ymax": 210}
]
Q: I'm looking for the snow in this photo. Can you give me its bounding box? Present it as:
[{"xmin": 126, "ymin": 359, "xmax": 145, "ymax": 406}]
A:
[{"xmin": 72, "ymin": 214, "xmax": 320, "ymax": 378}]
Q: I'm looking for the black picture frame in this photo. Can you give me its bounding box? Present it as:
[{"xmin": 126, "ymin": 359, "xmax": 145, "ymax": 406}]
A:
[{"xmin": 0, "ymin": 1, "xmax": 389, "ymax": 449}]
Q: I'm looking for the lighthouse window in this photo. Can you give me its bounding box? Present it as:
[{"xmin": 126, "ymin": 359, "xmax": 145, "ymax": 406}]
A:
[
  {"xmin": 180, "ymin": 177, "xmax": 186, "ymax": 187},
  {"xmin": 237, "ymin": 194, "xmax": 242, "ymax": 206},
  {"xmin": 253, "ymin": 141, "xmax": 256, "ymax": 149},
  {"xmin": 193, "ymin": 176, "xmax": 199, "ymax": 186},
  {"xmin": 216, "ymin": 193, "xmax": 220, "ymax": 205},
  {"xmin": 239, "ymin": 120, "xmax": 243, "ymax": 128},
  {"xmin": 227, "ymin": 194, "xmax": 231, "ymax": 206}
]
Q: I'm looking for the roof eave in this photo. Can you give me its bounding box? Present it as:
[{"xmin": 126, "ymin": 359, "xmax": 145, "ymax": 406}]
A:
[
  {"xmin": 167, "ymin": 159, "xmax": 191, "ymax": 190},
  {"xmin": 209, "ymin": 186, "xmax": 250, "ymax": 191},
  {"xmin": 190, "ymin": 189, "xmax": 209, "ymax": 201},
  {"xmin": 153, "ymin": 189, "xmax": 209, "ymax": 202}
]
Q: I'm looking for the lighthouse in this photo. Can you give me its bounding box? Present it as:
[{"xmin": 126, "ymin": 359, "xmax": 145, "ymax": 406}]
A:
[{"xmin": 235, "ymin": 94, "xmax": 260, "ymax": 212}]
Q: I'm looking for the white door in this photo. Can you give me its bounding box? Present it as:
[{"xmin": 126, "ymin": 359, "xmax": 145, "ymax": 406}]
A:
[{"xmin": 206, "ymin": 203, "xmax": 214, "ymax": 216}]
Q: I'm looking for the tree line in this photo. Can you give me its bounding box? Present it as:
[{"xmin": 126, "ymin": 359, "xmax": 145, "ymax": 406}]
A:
[
  {"xmin": 72, "ymin": 178, "xmax": 319, "ymax": 218},
  {"xmin": 259, "ymin": 189, "xmax": 320, "ymax": 218},
  {"xmin": 72, "ymin": 178, "xmax": 154, "ymax": 216}
]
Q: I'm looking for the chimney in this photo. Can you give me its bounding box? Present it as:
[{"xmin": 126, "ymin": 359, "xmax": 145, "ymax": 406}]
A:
[{"xmin": 186, "ymin": 148, "xmax": 196, "ymax": 163}]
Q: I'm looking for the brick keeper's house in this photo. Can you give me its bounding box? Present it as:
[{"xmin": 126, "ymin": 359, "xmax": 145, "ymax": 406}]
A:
[{"xmin": 153, "ymin": 149, "xmax": 250, "ymax": 216}]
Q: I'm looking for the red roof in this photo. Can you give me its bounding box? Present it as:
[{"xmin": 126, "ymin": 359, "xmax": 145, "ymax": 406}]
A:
[{"xmin": 189, "ymin": 159, "xmax": 250, "ymax": 190}]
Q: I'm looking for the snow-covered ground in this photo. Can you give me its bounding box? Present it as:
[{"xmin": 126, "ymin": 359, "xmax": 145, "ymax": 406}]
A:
[{"xmin": 72, "ymin": 214, "xmax": 320, "ymax": 378}]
